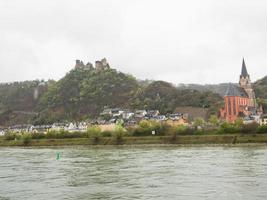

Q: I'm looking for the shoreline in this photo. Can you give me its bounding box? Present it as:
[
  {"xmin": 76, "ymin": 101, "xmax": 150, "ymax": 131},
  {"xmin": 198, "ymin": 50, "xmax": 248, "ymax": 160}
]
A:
[{"xmin": 1, "ymin": 133, "xmax": 267, "ymax": 147}]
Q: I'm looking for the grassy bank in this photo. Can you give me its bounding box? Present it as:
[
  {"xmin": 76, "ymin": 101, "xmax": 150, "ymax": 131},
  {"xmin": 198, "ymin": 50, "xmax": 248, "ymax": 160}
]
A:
[{"xmin": 1, "ymin": 134, "xmax": 267, "ymax": 147}]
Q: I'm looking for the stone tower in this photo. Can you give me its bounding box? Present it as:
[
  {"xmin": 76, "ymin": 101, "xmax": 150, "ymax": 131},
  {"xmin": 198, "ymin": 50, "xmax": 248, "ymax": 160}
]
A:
[{"xmin": 239, "ymin": 58, "xmax": 256, "ymax": 108}]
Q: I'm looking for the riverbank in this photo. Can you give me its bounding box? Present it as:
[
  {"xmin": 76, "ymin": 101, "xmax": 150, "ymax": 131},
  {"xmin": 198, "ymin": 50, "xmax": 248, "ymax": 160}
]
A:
[{"xmin": 1, "ymin": 133, "xmax": 267, "ymax": 146}]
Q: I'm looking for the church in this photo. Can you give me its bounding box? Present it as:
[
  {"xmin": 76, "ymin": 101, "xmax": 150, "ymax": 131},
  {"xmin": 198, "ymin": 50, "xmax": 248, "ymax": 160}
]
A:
[{"xmin": 220, "ymin": 59, "xmax": 262, "ymax": 122}]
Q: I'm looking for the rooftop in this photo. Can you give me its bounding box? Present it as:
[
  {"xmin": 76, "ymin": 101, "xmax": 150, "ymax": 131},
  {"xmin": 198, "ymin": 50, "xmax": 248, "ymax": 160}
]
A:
[{"xmin": 225, "ymin": 83, "xmax": 248, "ymax": 97}]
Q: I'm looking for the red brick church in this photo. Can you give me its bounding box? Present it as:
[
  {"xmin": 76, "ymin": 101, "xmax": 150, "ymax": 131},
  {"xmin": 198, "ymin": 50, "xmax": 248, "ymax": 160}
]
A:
[{"xmin": 220, "ymin": 59, "xmax": 260, "ymax": 122}]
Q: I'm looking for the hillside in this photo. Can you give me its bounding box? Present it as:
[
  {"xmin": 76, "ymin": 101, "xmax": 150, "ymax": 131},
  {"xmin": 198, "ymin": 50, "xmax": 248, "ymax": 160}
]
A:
[
  {"xmin": 178, "ymin": 77, "xmax": 267, "ymax": 113},
  {"xmin": 36, "ymin": 64, "xmax": 139, "ymax": 124},
  {"xmin": 254, "ymin": 76, "xmax": 267, "ymax": 99},
  {"xmin": 0, "ymin": 59, "xmax": 266, "ymax": 126},
  {"xmin": 253, "ymin": 76, "xmax": 267, "ymax": 111},
  {"xmin": 177, "ymin": 83, "xmax": 231, "ymax": 97},
  {"xmin": 0, "ymin": 81, "xmax": 50, "ymax": 125},
  {"xmin": 132, "ymin": 81, "xmax": 223, "ymax": 118}
]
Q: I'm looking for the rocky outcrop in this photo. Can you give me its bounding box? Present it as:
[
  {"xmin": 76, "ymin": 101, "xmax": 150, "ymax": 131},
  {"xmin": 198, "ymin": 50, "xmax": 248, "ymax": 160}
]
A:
[{"xmin": 75, "ymin": 58, "xmax": 110, "ymax": 71}]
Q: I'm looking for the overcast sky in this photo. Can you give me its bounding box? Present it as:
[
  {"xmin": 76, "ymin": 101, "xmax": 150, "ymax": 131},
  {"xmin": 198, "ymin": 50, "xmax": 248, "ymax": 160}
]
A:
[{"xmin": 0, "ymin": 0, "xmax": 267, "ymax": 84}]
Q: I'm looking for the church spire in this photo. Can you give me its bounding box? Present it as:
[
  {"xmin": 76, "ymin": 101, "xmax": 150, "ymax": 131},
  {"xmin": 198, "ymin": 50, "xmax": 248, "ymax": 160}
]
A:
[{"xmin": 241, "ymin": 58, "xmax": 249, "ymax": 77}]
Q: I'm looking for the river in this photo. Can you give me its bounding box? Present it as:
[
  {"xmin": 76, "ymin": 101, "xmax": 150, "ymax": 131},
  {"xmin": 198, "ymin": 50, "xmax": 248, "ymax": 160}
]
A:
[{"xmin": 0, "ymin": 145, "xmax": 267, "ymax": 200}]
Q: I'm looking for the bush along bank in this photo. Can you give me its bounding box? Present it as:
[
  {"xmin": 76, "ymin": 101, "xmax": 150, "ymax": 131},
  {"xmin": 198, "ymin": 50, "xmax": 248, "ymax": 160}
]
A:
[{"xmin": 1, "ymin": 120, "xmax": 267, "ymax": 146}]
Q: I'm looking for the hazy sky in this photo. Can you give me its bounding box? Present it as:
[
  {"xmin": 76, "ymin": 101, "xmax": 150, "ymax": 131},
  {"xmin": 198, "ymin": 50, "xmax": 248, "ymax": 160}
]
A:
[{"xmin": 0, "ymin": 0, "xmax": 267, "ymax": 84}]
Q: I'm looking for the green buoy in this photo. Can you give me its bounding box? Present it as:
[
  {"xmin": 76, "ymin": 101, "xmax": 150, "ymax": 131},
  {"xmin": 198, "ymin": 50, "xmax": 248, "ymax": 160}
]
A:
[{"xmin": 56, "ymin": 152, "xmax": 61, "ymax": 160}]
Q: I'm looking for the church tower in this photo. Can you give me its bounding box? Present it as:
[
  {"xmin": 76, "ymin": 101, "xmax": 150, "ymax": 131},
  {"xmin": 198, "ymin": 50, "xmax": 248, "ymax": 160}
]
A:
[{"xmin": 239, "ymin": 58, "xmax": 256, "ymax": 108}]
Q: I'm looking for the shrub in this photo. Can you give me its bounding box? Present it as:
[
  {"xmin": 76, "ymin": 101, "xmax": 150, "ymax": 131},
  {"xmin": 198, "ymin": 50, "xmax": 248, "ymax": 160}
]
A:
[
  {"xmin": 31, "ymin": 132, "xmax": 46, "ymax": 139},
  {"xmin": 112, "ymin": 125, "xmax": 125, "ymax": 144},
  {"xmin": 174, "ymin": 125, "xmax": 195, "ymax": 135},
  {"xmin": 133, "ymin": 120, "xmax": 169, "ymax": 136},
  {"xmin": 100, "ymin": 131, "xmax": 112, "ymax": 137},
  {"xmin": 66, "ymin": 131, "xmax": 87, "ymax": 138},
  {"xmin": 257, "ymin": 125, "xmax": 267, "ymax": 134},
  {"xmin": 46, "ymin": 130, "xmax": 61, "ymax": 139},
  {"xmin": 149, "ymin": 121, "xmax": 162, "ymax": 132},
  {"xmin": 132, "ymin": 127, "xmax": 151, "ymax": 136},
  {"xmin": 235, "ymin": 118, "xmax": 244, "ymax": 128},
  {"xmin": 174, "ymin": 125, "xmax": 187, "ymax": 134},
  {"xmin": 87, "ymin": 126, "xmax": 101, "ymax": 137},
  {"xmin": 21, "ymin": 133, "xmax": 32, "ymax": 146},
  {"xmin": 209, "ymin": 115, "xmax": 219, "ymax": 126},
  {"xmin": 132, "ymin": 120, "xmax": 153, "ymax": 136},
  {"xmin": 194, "ymin": 129, "xmax": 205, "ymax": 135},
  {"xmin": 156, "ymin": 122, "xmax": 172, "ymax": 135},
  {"xmin": 219, "ymin": 122, "xmax": 240, "ymax": 134},
  {"xmin": 46, "ymin": 129, "xmax": 86, "ymax": 139},
  {"xmin": 241, "ymin": 122, "xmax": 259, "ymax": 134},
  {"xmin": 87, "ymin": 126, "xmax": 101, "ymax": 144},
  {"xmin": 139, "ymin": 120, "xmax": 150, "ymax": 129},
  {"xmin": 193, "ymin": 117, "xmax": 205, "ymax": 128},
  {"xmin": 4, "ymin": 132, "xmax": 19, "ymax": 140}
]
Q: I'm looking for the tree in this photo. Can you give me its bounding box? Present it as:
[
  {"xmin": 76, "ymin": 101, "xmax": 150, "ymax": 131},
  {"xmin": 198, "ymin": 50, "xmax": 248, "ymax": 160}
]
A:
[
  {"xmin": 235, "ymin": 118, "xmax": 244, "ymax": 128},
  {"xmin": 209, "ymin": 115, "xmax": 219, "ymax": 126},
  {"xmin": 193, "ymin": 117, "xmax": 205, "ymax": 128}
]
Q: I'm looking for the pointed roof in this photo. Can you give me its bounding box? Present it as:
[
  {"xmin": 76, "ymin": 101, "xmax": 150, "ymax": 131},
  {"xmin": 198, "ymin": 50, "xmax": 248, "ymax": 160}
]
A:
[
  {"xmin": 241, "ymin": 58, "xmax": 249, "ymax": 77},
  {"xmin": 225, "ymin": 83, "xmax": 248, "ymax": 97}
]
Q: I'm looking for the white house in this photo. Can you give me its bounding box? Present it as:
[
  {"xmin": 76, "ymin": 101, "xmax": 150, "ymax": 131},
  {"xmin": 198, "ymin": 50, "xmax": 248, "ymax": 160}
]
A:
[
  {"xmin": 51, "ymin": 123, "xmax": 66, "ymax": 131},
  {"xmin": 78, "ymin": 122, "xmax": 87, "ymax": 132},
  {"xmin": 66, "ymin": 123, "xmax": 78, "ymax": 132},
  {"xmin": 0, "ymin": 130, "xmax": 5, "ymax": 136},
  {"xmin": 135, "ymin": 110, "xmax": 147, "ymax": 118},
  {"xmin": 122, "ymin": 111, "xmax": 135, "ymax": 120},
  {"xmin": 260, "ymin": 115, "xmax": 267, "ymax": 125}
]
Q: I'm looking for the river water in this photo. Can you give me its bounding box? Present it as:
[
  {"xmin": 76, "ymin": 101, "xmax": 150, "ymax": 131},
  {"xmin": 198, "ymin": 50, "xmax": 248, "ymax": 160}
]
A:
[{"xmin": 0, "ymin": 145, "xmax": 267, "ymax": 200}]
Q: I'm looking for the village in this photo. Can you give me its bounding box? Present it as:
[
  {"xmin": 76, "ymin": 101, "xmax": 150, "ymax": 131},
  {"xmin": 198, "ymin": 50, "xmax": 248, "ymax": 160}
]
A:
[
  {"xmin": 0, "ymin": 105, "xmax": 266, "ymax": 136},
  {"xmin": 0, "ymin": 59, "xmax": 267, "ymax": 136},
  {"xmin": 0, "ymin": 108, "xmax": 189, "ymax": 135}
]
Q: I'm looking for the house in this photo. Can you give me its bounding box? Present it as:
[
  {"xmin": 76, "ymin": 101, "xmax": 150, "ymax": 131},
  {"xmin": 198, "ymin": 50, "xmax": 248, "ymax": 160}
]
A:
[
  {"xmin": 30, "ymin": 125, "xmax": 52, "ymax": 133},
  {"xmin": 109, "ymin": 118, "xmax": 117, "ymax": 124},
  {"xmin": 78, "ymin": 122, "xmax": 87, "ymax": 131},
  {"xmin": 66, "ymin": 123, "xmax": 80, "ymax": 132},
  {"xmin": 125, "ymin": 120, "xmax": 137, "ymax": 126},
  {"xmin": 168, "ymin": 113, "xmax": 183, "ymax": 120},
  {"xmin": 51, "ymin": 123, "xmax": 67, "ymax": 131},
  {"xmin": 100, "ymin": 108, "xmax": 124, "ymax": 118},
  {"xmin": 153, "ymin": 115, "xmax": 167, "ymax": 121},
  {"xmin": 0, "ymin": 129, "xmax": 5, "ymax": 136},
  {"xmin": 122, "ymin": 110, "xmax": 135, "ymax": 120},
  {"xmin": 260, "ymin": 115, "xmax": 267, "ymax": 125},
  {"xmin": 145, "ymin": 110, "xmax": 160, "ymax": 118},
  {"xmin": 220, "ymin": 59, "xmax": 262, "ymax": 122},
  {"xmin": 243, "ymin": 116, "xmax": 256, "ymax": 125},
  {"xmin": 100, "ymin": 108, "xmax": 112, "ymax": 116},
  {"xmin": 111, "ymin": 108, "xmax": 124, "ymax": 117},
  {"xmin": 63, "ymin": 122, "xmax": 87, "ymax": 132},
  {"xmin": 135, "ymin": 110, "xmax": 147, "ymax": 118},
  {"xmin": 9, "ymin": 124, "xmax": 32, "ymax": 133}
]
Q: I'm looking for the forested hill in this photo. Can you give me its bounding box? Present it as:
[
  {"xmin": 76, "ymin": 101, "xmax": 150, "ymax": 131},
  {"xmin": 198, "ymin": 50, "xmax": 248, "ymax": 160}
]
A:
[
  {"xmin": 177, "ymin": 83, "xmax": 230, "ymax": 97},
  {"xmin": 177, "ymin": 76, "xmax": 267, "ymax": 99},
  {"xmin": 0, "ymin": 59, "xmax": 266, "ymax": 126},
  {"xmin": 254, "ymin": 76, "xmax": 267, "ymax": 99},
  {"xmin": 36, "ymin": 65, "xmax": 139, "ymax": 124},
  {"xmin": 177, "ymin": 76, "xmax": 267, "ymax": 111}
]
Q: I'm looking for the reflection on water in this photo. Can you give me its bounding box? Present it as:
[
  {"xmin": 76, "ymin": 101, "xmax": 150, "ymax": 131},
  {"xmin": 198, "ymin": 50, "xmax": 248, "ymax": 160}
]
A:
[{"xmin": 0, "ymin": 145, "xmax": 267, "ymax": 200}]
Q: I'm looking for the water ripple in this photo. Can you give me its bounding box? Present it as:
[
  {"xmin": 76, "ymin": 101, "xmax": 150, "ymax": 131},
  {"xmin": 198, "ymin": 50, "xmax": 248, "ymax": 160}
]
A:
[{"xmin": 0, "ymin": 146, "xmax": 267, "ymax": 199}]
